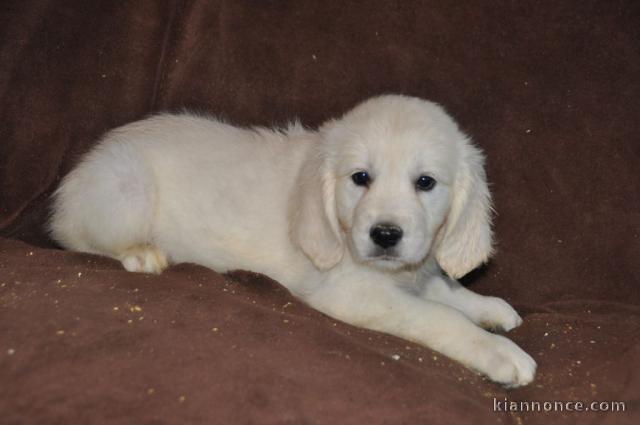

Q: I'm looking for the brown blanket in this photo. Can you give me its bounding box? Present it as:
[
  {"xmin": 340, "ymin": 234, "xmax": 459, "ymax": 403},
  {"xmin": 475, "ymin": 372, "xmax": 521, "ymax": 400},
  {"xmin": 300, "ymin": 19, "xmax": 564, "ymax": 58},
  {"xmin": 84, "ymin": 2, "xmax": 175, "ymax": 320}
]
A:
[{"xmin": 1, "ymin": 1, "xmax": 639, "ymax": 423}]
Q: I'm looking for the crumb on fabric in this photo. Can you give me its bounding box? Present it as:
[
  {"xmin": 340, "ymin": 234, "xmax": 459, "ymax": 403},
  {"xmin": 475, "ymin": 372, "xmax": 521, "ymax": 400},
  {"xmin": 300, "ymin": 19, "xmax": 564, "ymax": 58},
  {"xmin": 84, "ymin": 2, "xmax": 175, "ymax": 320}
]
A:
[{"xmin": 391, "ymin": 354, "xmax": 400, "ymax": 361}]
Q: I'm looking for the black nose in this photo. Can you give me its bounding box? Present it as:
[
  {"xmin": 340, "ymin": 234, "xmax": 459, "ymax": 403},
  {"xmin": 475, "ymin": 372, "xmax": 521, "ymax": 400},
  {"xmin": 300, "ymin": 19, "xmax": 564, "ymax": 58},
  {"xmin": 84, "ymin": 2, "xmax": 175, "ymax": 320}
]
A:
[{"xmin": 370, "ymin": 223, "xmax": 403, "ymax": 249}]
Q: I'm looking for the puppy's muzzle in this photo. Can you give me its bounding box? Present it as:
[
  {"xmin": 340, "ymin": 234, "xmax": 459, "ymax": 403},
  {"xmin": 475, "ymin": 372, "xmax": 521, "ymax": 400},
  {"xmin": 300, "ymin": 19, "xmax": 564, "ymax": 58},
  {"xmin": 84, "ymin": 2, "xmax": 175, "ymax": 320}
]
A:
[{"xmin": 370, "ymin": 223, "xmax": 403, "ymax": 248}]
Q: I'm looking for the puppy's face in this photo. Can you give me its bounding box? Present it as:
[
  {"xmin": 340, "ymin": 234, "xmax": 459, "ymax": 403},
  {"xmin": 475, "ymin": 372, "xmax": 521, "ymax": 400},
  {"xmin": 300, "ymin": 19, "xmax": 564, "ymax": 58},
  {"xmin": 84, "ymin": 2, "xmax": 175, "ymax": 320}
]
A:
[
  {"xmin": 326, "ymin": 97, "xmax": 460, "ymax": 270},
  {"xmin": 292, "ymin": 95, "xmax": 492, "ymax": 278}
]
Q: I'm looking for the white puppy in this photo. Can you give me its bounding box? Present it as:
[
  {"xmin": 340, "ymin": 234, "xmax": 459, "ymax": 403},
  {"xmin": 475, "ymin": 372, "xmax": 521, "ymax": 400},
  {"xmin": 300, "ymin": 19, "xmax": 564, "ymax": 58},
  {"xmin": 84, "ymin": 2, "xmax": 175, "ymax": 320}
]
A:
[{"xmin": 50, "ymin": 95, "xmax": 536, "ymax": 387}]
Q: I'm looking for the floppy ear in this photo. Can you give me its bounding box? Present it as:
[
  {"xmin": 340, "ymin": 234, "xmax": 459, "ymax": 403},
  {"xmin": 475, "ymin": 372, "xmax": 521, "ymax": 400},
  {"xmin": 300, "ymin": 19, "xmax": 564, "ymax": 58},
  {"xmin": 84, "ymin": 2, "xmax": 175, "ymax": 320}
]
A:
[
  {"xmin": 435, "ymin": 140, "xmax": 494, "ymax": 279},
  {"xmin": 289, "ymin": 146, "xmax": 344, "ymax": 270}
]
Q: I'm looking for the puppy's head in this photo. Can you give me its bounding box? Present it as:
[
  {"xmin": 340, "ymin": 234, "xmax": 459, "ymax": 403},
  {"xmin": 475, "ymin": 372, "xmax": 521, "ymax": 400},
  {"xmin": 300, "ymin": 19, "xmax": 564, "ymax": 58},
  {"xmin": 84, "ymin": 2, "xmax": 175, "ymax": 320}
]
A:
[{"xmin": 291, "ymin": 95, "xmax": 493, "ymax": 278}]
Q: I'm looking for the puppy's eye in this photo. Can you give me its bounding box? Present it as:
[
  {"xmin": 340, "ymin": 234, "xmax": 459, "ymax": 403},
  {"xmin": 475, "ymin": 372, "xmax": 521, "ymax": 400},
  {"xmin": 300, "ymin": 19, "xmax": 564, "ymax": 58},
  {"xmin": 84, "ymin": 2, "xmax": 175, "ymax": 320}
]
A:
[
  {"xmin": 416, "ymin": 175, "xmax": 436, "ymax": 191},
  {"xmin": 351, "ymin": 171, "xmax": 370, "ymax": 187}
]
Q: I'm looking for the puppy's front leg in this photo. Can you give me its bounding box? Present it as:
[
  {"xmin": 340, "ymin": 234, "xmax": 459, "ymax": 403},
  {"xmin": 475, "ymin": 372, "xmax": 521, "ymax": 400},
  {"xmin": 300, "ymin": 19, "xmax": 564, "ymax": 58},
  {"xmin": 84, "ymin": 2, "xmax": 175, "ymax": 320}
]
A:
[
  {"xmin": 421, "ymin": 273, "xmax": 523, "ymax": 332},
  {"xmin": 306, "ymin": 278, "xmax": 536, "ymax": 387}
]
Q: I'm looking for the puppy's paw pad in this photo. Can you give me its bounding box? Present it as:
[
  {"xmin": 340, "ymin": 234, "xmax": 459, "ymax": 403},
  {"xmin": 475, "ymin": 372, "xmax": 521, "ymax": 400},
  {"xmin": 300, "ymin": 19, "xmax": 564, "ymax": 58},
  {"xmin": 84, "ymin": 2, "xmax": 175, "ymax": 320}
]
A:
[
  {"xmin": 476, "ymin": 297, "xmax": 523, "ymax": 332},
  {"xmin": 120, "ymin": 246, "xmax": 168, "ymax": 274},
  {"xmin": 482, "ymin": 335, "xmax": 536, "ymax": 388}
]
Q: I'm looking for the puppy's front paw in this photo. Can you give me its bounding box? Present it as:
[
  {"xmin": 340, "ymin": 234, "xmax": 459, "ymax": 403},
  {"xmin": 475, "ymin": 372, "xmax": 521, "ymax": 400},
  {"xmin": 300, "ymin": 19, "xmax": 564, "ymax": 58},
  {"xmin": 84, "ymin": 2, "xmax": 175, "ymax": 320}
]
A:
[
  {"xmin": 119, "ymin": 246, "xmax": 168, "ymax": 274},
  {"xmin": 476, "ymin": 334, "xmax": 536, "ymax": 388},
  {"xmin": 474, "ymin": 296, "xmax": 523, "ymax": 332}
]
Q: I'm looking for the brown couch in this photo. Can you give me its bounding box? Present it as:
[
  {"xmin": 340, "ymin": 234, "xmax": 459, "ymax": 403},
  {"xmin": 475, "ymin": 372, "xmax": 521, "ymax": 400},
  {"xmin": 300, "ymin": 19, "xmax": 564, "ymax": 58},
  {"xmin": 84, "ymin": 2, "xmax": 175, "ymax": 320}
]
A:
[{"xmin": 1, "ymin": 1, "xmax": 638, "ymax": 423}]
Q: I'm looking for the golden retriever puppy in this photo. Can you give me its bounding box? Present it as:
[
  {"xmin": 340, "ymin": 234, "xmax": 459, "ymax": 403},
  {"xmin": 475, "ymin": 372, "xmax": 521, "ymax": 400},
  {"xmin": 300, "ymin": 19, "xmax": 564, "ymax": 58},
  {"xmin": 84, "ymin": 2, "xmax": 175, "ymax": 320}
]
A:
[{"xmin": 50, "ymin": 95, "xmax": 536, "ymax": 387}]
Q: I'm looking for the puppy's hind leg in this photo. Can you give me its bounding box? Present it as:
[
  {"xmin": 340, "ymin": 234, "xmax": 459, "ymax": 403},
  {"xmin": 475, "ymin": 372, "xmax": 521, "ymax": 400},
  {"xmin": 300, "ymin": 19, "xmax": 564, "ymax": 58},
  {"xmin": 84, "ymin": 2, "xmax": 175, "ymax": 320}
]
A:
[
  {"xmin": 50, "ymin": 139, "xmax": 167, "ymax": 274},
  {"xmin": 119, "ymin": 245, "xmax": 168, "ymax": 274}
]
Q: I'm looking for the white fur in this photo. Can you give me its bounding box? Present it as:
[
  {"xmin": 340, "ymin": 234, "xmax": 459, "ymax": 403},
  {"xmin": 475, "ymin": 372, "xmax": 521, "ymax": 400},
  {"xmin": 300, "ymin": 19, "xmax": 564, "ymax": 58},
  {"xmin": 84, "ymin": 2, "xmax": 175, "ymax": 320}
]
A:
[{"xmin": 50, "ymin": 95, "xmax": 535, "ymax": 387}]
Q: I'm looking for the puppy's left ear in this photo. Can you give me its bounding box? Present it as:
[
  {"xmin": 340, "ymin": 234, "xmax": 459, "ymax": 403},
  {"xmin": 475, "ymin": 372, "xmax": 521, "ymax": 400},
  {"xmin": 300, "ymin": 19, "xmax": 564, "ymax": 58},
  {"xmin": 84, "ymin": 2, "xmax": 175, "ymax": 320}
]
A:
[
  {"xmin": 435, "ymin": 140, "xmax": 494, "ymax": 279},
  {"xmin": 289, "ymin": 143, "xmax": 344, "ymax": 270}
]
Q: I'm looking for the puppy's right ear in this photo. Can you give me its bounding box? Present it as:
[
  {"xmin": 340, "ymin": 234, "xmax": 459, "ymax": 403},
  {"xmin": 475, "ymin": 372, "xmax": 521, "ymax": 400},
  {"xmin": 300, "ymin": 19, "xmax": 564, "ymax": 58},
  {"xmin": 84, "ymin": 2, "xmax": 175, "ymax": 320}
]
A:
[{"xmin": 289, "ymin": 144, "xmax": 344, "ymax": 270}]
